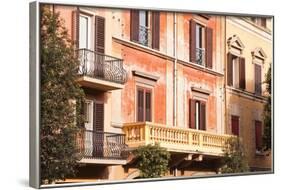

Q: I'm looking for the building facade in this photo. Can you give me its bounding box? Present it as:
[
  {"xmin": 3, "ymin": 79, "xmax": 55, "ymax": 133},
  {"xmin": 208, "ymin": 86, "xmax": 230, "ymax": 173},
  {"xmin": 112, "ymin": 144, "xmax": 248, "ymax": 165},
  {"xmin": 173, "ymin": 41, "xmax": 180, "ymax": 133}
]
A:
[
  {"xmin": 45, "ymin": 4, "xmax": 272, "ymax": 182},
  {"xmin": 225, "ymin": 16, "xmax": 272, "ymax": 170}
]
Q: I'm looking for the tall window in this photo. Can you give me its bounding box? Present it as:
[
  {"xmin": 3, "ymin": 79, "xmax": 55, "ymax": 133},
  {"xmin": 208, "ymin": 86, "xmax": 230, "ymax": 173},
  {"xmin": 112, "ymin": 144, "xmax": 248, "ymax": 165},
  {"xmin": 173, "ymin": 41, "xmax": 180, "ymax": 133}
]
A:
[
  {"xmin": 78, "ymin": 14, "xmax": 105, "ymax": 53},
  {"xmin": 231, "ymin": 115, "xmax": 239, "ymax": 136},
  {"xmin": 195, "ymin": 24, "xmax": 205, "ymax": 66},
  {"xmin": 137, "ymin": 87, "xmax": 152, "ymax": 122},
  {"xmin": 227, "ymin": 53, "xmax": 246, "ymax": 90},
  {"xmin": 130, "ymin": 10, "xmax": 160, "ymax": 49},
  {"xmin": 190, "ymin": 20, "xmax": 213, "ymax": 68},
  {"xmin": 139, "ymin": 11, "xmax": 149, "ymax": 46},
  {"xmin": 254, "ymin": 64, "xmax": 262, "ymax": 95},
  {"xmin": 189, "ymin": 99, "xmax": 206, "ymax": 130},
  {"xmin": 255, "ymin": 120, "xmax": 262, "ymax": 152}
]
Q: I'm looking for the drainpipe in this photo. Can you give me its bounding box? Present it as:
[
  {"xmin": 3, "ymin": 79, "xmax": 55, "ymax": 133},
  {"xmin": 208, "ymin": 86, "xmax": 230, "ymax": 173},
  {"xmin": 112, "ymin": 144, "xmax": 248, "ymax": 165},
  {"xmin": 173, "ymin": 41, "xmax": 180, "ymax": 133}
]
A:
[
  {"xmin": 224, "ymin": 16, "xmax": 227, "ymax": 135},
  {"xmin": 173, "ymin": 12, "xmax": 178, "ymax": 127}
]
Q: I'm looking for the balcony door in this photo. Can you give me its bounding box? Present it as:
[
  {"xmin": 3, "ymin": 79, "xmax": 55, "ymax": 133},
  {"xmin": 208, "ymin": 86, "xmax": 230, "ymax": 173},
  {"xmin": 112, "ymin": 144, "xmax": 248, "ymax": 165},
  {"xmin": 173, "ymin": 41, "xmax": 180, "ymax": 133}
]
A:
[
  {"xmin": 79, "ymin": 14, "xmax": 92, "ymax": 75},
  {"xmin": 84, "ymin": 100, "xmax": 94, "ymax": 157}
]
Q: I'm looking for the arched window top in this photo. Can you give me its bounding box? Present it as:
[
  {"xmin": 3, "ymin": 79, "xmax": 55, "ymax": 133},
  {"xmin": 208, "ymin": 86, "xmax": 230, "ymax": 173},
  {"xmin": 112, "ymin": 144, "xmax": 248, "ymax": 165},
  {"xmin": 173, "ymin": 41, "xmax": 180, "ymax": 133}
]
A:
[{"xmin": 227, "ymin": 35, "xmax": 245, "ymax": 55}]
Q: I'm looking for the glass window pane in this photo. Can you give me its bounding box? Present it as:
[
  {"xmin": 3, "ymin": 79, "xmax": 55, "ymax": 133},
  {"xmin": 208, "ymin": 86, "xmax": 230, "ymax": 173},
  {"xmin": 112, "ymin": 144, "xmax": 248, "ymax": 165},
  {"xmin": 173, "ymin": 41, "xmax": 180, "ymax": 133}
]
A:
[
  {"xmin": 139, "ymin": 11, "xmax": 147, "ymax": 27},
  {"xmin": 79, "ymin": 15, "xmax": 88, "ymax": 48}
]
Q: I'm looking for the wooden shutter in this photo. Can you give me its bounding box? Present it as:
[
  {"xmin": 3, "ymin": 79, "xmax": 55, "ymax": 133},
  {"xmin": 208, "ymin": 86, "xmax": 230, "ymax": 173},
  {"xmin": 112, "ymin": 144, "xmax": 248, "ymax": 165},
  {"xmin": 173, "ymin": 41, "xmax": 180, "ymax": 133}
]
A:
[
  {"xmin": 189, "ymin": 20, "xmax": 196, "ymax": 63},
  {"xmin": 227, "ymin": 53, "xmax": 233, "ymax": 86},
  {"xmin": 231, "ymin": 115, "xmax": 239, "ymax": 136},
  {"xmin": 137, "ymin": 89, "xmax": 144, "ymax": 122},
  {"xmin": 189, "ymin": 99, "xmax": 196, "ymax": 129},
  {"xmin": 255, "ymin": 64, "xmax": 262, "ymax": 95},
  {"xmin": 95, "ymin": 16, "xmax": 105, "ymax": 53},
  {"xmin": 205, "ymin": 27, "xmax": 213, "ymax": 69},
  {"xmin": 130, "ymin": 10, "xmax": 139, "ymax": 42},
  {"xmin": 199, "ymin": 102, "xmax": 206, "ymax": 130},
  {"xmin": 72, "ymin": 8, "xmax": 80, "ymax": 49},
  {"xmin": 239, "ymin": 57, "xmax": 246, "ymax": 89},
  {"xmin": 255, "ymin": 120, "xmax": 262, "ymax": 151},
  {"xmin": 93, "ymin": 102, "xmax": 104, "ymax": 132},
  {"xmin": 261, "ymin": 18, "xmax": 267, "ymax": 28},
  {"xmin": 152, "ymin": 11, "xmax": 160, "ymax": 50},
  {"xmin": 145, "ymin": 91, "xmax": 152, "ymax": 121}
]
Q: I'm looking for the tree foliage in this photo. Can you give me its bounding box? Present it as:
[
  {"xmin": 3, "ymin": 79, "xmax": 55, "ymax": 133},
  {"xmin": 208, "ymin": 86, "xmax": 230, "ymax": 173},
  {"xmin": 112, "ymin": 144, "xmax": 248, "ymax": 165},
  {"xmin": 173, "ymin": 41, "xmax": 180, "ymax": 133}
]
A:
[
  {"xmin": 133, "ymin": 144, "xmax": 170, "ymax": 178},
  {"xmin": 221, "ymin": 137, "xmax": 249, "ymax": 174},
  {"xmin": 40, "ymin": 7, "xmax": 85, "ymax": 184},
  {"xmin": 263, "ymin": 65, "xmax": 271, "ymax": 150}
]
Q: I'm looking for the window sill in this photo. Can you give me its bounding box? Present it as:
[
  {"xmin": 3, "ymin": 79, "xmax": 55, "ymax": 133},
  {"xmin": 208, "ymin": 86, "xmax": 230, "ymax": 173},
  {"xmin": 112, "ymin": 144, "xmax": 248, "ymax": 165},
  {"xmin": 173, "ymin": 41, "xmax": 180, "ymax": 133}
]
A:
[
  {"xmin": 113, "ymin": 36, "xmax": 224, "ymax": 77},
  {"xmin": 226, "ymin": 86, "xmax": 267, "ymax": 102},
  {"xmin": 255, "ymin": 150, "xmax": 270, "ymax": 157}
]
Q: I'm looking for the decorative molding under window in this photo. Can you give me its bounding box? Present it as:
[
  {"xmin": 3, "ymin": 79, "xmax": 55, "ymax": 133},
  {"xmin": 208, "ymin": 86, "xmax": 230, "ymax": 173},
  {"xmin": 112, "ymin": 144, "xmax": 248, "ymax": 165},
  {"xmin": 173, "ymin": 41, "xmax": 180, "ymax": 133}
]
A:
[{"xmin": 113, "ymin": 37, "xmax": 224, "ymax": 76}]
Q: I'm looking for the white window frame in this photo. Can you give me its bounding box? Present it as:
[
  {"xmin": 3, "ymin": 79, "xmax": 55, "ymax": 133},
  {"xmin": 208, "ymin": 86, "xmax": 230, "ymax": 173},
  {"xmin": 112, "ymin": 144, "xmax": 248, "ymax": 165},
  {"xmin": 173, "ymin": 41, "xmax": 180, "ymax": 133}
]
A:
[{"xmin": 79, "ymin": 13, "xmax": 92, "ymax": 49}]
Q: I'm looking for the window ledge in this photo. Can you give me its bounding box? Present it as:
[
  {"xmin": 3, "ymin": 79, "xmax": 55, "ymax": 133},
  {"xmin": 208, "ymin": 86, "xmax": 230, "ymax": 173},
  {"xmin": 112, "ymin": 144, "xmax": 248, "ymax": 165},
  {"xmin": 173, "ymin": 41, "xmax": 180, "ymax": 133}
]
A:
[
  {"xmin": 255, "ymin": 150, "xmax": 271, "ymax": 157},
  {"xmin": 112, "ymin": 36, "xmax": 224, "ymax": 77},
  {"xmin": 226, "ymin": 86, "xmax": 267, "ymax": 102}
]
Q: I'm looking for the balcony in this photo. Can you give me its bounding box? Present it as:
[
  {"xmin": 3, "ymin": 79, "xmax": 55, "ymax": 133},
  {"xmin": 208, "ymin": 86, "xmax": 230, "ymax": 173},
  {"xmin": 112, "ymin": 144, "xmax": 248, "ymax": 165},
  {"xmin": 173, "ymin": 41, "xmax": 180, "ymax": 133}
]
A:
[
  {"xmin": 123, "ymin": 122, "xmax": 233, "ymax": 157},
  {"xmin": 76, "ymin": 130, "xmax": 128, "ymax": 164},
  {"xmin": 77, "ymin": 49, "xmax": 128, "ymax": 91}
]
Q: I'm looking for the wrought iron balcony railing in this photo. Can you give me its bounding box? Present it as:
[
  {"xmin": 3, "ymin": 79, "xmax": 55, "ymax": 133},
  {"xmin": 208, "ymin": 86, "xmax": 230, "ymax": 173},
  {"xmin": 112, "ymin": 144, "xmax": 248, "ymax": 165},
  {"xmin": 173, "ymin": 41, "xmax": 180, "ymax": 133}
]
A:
[
  {"xmin": 196, "ymin": 48, "xmax": 206, "ymax": 66},
  {"xmin": 77, "ymin": 48, "xmax": 128, "ymax": 84},
  {"xmin": 76, "ymin": 130, "xmax": 128, "ymax": 160},
  {"xmin": 138, "ymin": 25, "xmax": 151, "ymax": 47}
]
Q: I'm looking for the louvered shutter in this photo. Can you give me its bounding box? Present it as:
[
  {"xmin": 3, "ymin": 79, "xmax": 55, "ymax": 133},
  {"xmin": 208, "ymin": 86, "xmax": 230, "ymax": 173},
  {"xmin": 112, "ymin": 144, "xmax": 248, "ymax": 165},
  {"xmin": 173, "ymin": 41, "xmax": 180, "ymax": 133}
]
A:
[
  {"xmin": 189, "ymin": 99, "xmax": 196, "ymax": 129},
  {"xmin": 199, "ymin": 102, "xmax": 206, "ymax": 130},
  {"xmin": 137, "ymin": 89, "xmax": 144, "ymax": 122},
  {"xmin": 92, "ymin": 101, "xmax": 104, "ymax": 157},
  {"xmin": 205, "ymin": 27, "xmax": 213, "ymax": 69},
  {"xmin": 72, "ymin": 9, "xmax": 80, "ymax": 49},
  {"xmin": 227, "ymin": 53, "xmax": 233, "ymax": 86},
  {"xmin": 152, "ymin": 11, "xmax": 160, "ymax": 50},
  {"xmin": 145, "ymin": 91, "xmax": 152, "ymax": 121},
  {"xmin": 95, "ymin": 16, "xmax": 105, "ymax": 53},
  {"xmin": 93, "ymin": 102, "xmax": 104, "ymax": 132},
  {"xmin": 239, "ymin": 57, "xmax": 246, "ymax": 89},
  {"xmin": 231, "ymin": 115, "xmax": 239, "ymax": 136},
  {"xmin": 255, "ymin": 121, "xmax": 262, "ymax": 151},
  {"xmin": 255, "ymin": 64, "xmax": 262, "ymax": 95},
  {"xmin": 130, "ymin": 10, "xmax": 139, "ymax": 42},
  {"xmin": 189, "ymin": 20, "xmax": 196, "ymax": 63}
]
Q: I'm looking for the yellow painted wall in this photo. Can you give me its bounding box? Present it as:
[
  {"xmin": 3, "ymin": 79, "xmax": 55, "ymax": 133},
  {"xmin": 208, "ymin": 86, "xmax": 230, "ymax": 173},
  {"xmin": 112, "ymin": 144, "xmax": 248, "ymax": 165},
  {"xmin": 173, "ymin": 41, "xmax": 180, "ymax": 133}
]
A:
[{"xmin": 225, "ymin": 17, "xmax": 272, "ymax": 170}]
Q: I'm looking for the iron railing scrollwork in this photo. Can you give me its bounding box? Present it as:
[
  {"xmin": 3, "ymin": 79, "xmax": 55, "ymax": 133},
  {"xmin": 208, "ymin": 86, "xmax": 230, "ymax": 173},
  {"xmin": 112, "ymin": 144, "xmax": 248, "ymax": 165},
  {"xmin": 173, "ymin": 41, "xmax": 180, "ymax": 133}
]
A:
[
  {"xmin": 196, "ymin": 48, "xmax": 206, "ymax": 66},
  {"xmin": 76, "ymin": 130, "xmax": 128, "ymax": 160},
  {"xmin": 77, "ymin": 48, "xmax": 128, "ymax": 84},
  {"xmin": 138, "ymin": 25, "xmax": 151, "ymax": 47}
]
